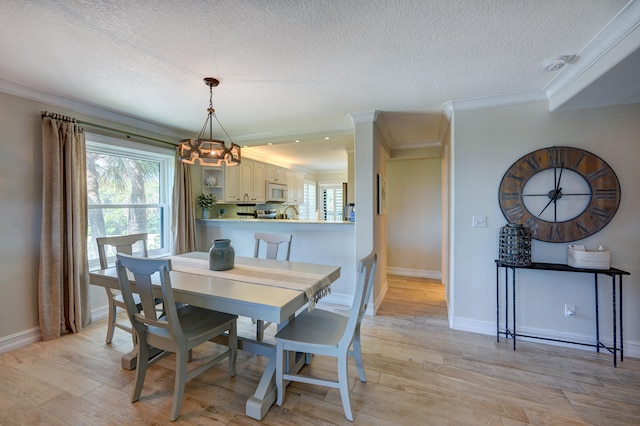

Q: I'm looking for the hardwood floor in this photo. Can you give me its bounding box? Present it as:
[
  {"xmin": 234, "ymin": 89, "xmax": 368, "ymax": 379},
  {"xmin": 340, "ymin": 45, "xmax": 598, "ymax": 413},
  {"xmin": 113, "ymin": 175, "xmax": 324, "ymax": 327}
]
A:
[{"xmin": 1, "ymin": 275, "xmax": 639, "ymax": 425}]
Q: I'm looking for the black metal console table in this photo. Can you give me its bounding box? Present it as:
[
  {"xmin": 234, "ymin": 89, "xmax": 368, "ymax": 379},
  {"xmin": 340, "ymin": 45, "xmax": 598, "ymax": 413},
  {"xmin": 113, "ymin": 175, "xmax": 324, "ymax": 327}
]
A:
[{"xmin": 495, "ymin": 260, "xmax": 630, "ymax": 367}]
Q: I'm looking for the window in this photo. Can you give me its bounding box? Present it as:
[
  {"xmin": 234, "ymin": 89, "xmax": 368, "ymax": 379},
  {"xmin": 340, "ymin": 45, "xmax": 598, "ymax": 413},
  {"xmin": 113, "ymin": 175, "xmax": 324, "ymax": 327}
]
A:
[
  {"xmin": 299, "ymin": 180, "xmax": 317, "ymax": 220},
  {"xmin": 319, "ymin": 182, "xmax": 344, "ymax": 221},
  {"xmin": 86, "ymin": 134, "xmax": 174, "ymax": 267}
]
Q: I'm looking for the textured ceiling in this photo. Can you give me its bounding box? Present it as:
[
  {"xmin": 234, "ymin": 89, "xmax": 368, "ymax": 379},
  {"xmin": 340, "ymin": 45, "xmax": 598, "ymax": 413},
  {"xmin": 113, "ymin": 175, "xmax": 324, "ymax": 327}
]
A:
[{"xmin": 0, "ymin": 0, "xmax": 637, "ymax": 172}]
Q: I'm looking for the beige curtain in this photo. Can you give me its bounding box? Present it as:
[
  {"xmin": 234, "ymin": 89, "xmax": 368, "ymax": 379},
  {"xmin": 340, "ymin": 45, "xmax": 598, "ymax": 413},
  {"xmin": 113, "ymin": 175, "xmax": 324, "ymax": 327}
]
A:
[
  {"xmin": 38, "ymin": 112, "xmax": 90, "ymax": 340},
  {"xmin": 171, "ymin": 152, "xmax": 196, "ymax": 254}
]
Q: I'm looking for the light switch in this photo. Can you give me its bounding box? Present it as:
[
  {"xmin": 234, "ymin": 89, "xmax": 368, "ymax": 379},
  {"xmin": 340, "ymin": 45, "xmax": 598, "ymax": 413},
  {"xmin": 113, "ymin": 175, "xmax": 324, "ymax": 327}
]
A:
[{"xmin": 472, "ymin": 215, "xmax": 487, "ymax": 228}]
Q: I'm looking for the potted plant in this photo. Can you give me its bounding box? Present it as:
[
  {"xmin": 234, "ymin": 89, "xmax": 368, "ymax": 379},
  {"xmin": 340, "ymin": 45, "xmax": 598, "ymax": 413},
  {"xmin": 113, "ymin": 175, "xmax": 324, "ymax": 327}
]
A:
[{"xmin": 196, "ymin": 193, "xmax": 216, "ymax": 219}]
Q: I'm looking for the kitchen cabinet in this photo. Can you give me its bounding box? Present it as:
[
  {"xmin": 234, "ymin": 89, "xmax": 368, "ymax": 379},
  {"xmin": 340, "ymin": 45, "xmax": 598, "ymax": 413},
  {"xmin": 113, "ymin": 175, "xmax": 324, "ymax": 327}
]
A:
[
  {"xmin": 252, "ymin": 161, "xmax": 266, "ymax": 202},
  {"xmin": 265, "ymin": 164, "xmax": 287, "ymax": 183},
  {"xmin": 223, "ymin": 164, "xmax": 241, "ymax": 202},
  {"xmin": 224, "ymin": 159, "xmax": 266, "ymax": 203},
  {"xmin": 202, "ymin": 167, "xmax": 225, "ymax": 202},
  {"xmin": 287, "ymin": 171, "xmax": 304, "ymax": 203}
]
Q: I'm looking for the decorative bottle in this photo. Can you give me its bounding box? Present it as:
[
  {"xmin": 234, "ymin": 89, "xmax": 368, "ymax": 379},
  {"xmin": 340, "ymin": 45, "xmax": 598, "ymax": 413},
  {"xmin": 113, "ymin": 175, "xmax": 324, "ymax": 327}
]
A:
[{"xmin": 209, "ymin": 239, "xmax": 235, "ymax": 271}]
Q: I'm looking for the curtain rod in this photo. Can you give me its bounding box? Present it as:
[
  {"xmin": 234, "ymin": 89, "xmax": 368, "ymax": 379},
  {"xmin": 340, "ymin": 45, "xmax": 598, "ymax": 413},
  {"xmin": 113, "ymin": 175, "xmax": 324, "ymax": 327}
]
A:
[{"xmin": 77, "ymin": 120, "xmax": 178, "ymax": 149}]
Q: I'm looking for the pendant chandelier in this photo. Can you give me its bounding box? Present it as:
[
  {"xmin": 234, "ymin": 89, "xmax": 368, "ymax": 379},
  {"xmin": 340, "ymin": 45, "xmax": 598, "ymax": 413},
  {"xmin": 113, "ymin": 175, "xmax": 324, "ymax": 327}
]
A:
[{"xmin": 178, "ymin": 77, "xmax": 241, "ymax": 166}]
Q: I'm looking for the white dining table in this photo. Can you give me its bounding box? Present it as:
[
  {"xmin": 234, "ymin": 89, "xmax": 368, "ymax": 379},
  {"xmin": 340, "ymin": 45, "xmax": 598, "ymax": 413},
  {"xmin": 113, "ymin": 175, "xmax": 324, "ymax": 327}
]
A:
[{"xmin": 89, "ymin": 251, "xmax": 341, "ymax": 420}]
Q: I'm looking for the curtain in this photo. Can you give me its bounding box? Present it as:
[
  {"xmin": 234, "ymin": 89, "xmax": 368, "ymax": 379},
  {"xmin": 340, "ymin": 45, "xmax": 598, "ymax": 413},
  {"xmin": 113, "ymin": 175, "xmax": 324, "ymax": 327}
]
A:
[
  {"xmin": 171, "ymin": 152, "xmax": 196, "ymax": 254},
  {"xmin": 38, "ymin": 112, "xmax": 90, "ymax": 340}
]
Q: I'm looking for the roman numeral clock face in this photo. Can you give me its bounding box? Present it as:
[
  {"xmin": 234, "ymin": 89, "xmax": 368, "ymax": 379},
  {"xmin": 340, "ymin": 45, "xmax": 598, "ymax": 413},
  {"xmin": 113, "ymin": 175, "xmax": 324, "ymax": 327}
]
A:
[{"xmin": 498, "ymin": 147, "xmax": 621, "ymax": 243}]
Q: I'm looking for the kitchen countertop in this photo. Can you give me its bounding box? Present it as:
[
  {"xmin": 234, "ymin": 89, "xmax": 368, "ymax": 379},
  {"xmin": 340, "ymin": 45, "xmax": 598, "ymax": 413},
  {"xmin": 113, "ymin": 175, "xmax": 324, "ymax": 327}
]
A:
[{"xmin": 198, "ymin": 218, "xmax": 354, "ymax": 225}]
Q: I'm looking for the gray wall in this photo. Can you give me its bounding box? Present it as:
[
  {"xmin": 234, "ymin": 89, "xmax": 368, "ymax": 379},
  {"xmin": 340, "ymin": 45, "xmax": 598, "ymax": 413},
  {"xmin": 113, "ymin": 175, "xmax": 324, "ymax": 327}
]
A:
[
  {"xmin": 386, "ymin": 158, "xmax": 442, "ymax": 278},
  {"xmin": 0, "ymin": 90, "xmax": 180, "ymax": 349},
  {"xmin": 2, "ymin": 88, "xmax": 638, "ymax": 358},
  {"xmin": 449, "ymin": 101, "xmax": 640, "ymax": 355}
]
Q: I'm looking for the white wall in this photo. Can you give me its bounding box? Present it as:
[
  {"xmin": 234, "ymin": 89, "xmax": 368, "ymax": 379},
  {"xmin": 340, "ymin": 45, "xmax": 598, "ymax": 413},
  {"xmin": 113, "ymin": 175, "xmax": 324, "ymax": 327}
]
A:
[
  {"xmin": 195, "ymin": 220, "xmax": 356, "ymax": 306},
  {"xmin": 387, "ymin": 158, "xmax": 442, "ymax": 278},
  {"xmin": 450, "ymin": 101, "xmax": 640, "ymax": 355}
]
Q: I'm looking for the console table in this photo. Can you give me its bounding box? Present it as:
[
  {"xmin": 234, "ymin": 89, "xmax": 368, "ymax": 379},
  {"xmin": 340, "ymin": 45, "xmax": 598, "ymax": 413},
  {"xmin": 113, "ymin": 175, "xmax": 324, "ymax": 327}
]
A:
[{"xmin": 495, "ymin": 260, "xmax": 630, "ymax": 367}]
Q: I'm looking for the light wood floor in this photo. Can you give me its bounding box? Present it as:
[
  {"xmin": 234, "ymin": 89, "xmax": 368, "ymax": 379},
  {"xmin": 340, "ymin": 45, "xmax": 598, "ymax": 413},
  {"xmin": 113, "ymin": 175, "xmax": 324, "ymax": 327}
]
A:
[{"xmin": 1, "ymin": 275, "xmax": 639, "ymax": 425}]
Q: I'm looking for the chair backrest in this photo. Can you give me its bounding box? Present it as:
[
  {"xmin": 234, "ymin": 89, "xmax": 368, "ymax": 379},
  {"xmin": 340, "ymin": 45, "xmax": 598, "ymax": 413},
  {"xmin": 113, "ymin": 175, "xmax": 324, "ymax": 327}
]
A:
[
  {"xmin": 96, "ymin": 233, "xmax": 148, "ymax": 269},
  {"xmin": 254, "ymin": 232, "xmax": 293, "ymax": 261},
  {"xmin": 115, "ymin": 253, "xmax": 185, "ymax": 342},
  {"xmin": 340, "ymin": 252, "xmax": 377, "ymax": 349}
]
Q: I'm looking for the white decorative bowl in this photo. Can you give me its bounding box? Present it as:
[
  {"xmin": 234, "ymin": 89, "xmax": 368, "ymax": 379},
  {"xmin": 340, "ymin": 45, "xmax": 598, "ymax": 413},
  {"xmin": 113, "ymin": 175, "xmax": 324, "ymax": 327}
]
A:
[{"xmin": 567, "ymin": 247, "xmax": 610, "ymax": 270}]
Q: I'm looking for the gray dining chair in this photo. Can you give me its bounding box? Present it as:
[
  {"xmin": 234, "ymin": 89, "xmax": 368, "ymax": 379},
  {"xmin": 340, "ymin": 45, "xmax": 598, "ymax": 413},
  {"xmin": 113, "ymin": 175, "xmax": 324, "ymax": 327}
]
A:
[
  {"xmin": 97, "ymin": 233, "xmax": 163, "ymax": 344},
  {"xmin": 274, "ymin": 251, "xmax": 376, "ymax": 422},
  {"xmin": 115, "ymin": 253, "xmax": 238, "ymax": 422},
  {"xmin": 253, "ymin": 232, "xmax": 293, "ymax": 341},
  {"xmin": 254, "ymin": 232, "xmax": 293, "ymax": 261}
]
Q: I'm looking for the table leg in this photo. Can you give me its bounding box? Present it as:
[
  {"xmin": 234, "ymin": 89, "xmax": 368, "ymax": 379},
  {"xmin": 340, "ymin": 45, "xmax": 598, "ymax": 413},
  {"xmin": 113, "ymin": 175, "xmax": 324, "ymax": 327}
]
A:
[
  {"xmin": 512, "ymin": 267, "xmax": 516, "ymax": 351},
  {"xmin": 505, "ymin": 268, "xmax": 509, "ymax": 343},
  {"xmin": 620, "ymin": 275, "xmax": 624, "ymax": 362},
  {"xmin": 496, "ymin": 264, "xmax": 500, "ymax": 342},
  {"xmin": 245, "ymin": 354, "xmax": 278, "ymax": 420},
  {"xmin": 245, "ymin": 314, "xmax": 306, "ymax": 420},
  {"xmin": 595, "ymin": 274, "xmax": 600, "ymax": 353},
  {"xmin": 612, "ymin": 274, "xmax": 617, "ymax": 368}
]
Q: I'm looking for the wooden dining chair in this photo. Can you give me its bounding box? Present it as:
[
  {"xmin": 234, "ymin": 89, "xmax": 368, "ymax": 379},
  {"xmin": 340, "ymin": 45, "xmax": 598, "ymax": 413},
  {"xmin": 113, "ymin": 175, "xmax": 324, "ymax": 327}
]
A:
[
  {"xmin": 115, "ymin": 253, "xmax": 238, "ymax": 422},
  {"xmin": 97, "ymin": 233, "xmax": 162, "ymax": 344},
  {"xmin": 253, "ymin": 232, "xmax": 293, "ymax": 341},
  {"xmin": 274, "ymin": 251, "xmax": 376, "ymax": 422}
]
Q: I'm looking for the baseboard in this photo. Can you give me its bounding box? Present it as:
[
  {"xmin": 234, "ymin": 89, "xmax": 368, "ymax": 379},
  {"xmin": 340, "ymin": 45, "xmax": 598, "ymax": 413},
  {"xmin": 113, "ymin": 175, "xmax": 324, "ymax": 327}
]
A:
[
  {"xmin": 316, "ymin": 276, "xmax": 387, "ymax": 317},
  {"xmin": 451, "ymin": 316, "xmax": 640, "ymax": 359},
  {"xmin": 0, "ymin": 327, "xmax": 41, "ymax": 354},
  {"xmin": 92, "ymin": 305, "xmax": 109, "ymax": 321},
  {"xmin": 387, "ymin": 266, "xmax": 441, "ymax": 280}
]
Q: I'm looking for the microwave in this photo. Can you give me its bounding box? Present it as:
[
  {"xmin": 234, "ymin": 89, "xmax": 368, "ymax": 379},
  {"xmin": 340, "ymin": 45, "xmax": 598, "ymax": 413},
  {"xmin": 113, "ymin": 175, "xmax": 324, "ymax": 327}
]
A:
[{"xmin": 266, "ymin": 181, "xmax": 288, "ymax": 203}]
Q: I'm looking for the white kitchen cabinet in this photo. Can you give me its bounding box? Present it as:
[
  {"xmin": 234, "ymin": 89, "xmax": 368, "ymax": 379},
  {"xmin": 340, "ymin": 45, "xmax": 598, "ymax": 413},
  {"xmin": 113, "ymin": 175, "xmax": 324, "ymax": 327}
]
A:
[
  {"xmin": 287, "ymin": 171, "xmax": 304, "ymax": 203},
  {"xmin": 224, "ymin": 163, "xmax": 241, "ymax": 202},
  {"xmin": 265, "ymin": 164, "xmax": 287, "ymax": 183},
  {"xmin": 224, "ymin": 159, "xmax": 266, "ymax": 203},
  {"xmin": 201, "ymin": 167, "xmax": 225, "ymax": 202},
  {"xmin": 252, "ymin": 161, "xmax": 266, "ymax": 203}
]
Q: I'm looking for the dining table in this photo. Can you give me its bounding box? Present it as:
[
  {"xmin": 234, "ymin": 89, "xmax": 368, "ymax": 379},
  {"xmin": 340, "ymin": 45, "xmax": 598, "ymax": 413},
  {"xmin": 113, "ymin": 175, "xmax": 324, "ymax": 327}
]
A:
[{"xmin": 89, "ymin": 251, "xmax": 341, "ymax": 420}]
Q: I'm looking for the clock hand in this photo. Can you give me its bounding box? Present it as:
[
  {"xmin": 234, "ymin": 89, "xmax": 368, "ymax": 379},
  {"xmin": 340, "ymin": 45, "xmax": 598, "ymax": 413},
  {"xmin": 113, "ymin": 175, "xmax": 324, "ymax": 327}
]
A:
[
  {"xmin": 555, "ymin": 162, "xmax": 564, "ymax": 192},
  {"xmin": 539, "ymin": 185, "xmax": 563, "ymax": 216},
  {"xmin": 540, "ymin": 163, "xmax": 565, "ymax": 217},
  {"xmin": 539, "ymin": 192, "xmax": 556, "ymax": 216}
]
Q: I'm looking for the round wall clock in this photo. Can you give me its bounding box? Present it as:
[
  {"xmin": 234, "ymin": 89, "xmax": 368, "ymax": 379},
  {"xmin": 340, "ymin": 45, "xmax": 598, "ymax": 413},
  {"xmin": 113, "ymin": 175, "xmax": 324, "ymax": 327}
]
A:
[{"xmin": 498, "ymin": 146, "xmax": 621, "ymax": 243}]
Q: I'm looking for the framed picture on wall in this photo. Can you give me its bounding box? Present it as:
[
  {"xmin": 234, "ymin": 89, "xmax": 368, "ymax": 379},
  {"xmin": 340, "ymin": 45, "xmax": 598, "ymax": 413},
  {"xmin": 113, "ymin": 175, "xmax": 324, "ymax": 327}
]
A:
[{"xmin": 377, "ymin": 173, "xmax": 386, "ymax": 215}]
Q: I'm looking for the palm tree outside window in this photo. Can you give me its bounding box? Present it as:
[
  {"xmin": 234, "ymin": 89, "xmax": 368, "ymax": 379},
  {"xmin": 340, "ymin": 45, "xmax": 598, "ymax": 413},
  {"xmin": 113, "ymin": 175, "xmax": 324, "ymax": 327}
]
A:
[{"xmin": 86, "ymin": 135, "xmax": 173, "ymax": 267}]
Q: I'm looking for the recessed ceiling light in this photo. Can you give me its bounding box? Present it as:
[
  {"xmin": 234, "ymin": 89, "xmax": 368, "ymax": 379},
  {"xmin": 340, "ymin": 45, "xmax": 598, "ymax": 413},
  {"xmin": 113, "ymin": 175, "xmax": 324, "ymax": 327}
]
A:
[
  {"xmin": 267, "ymin": 142, "xmax": 273, "ymax": 146},
  {"xmin": 295, "ymin": 139, "xmax": 300, "ymax": 143},
  {"xmin": 324, "ymin": 137, "xmax": 330, "ymax": 140},
  {"xmin": 541, "ymin": 55, "xmax": 576, "ymax": 72}
]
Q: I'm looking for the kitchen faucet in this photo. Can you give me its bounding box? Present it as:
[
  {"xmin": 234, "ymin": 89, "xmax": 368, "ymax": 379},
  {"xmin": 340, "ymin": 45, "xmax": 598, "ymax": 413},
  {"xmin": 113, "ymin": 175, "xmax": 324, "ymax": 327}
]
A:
[{"xmin": 284, "ymin": 205, "xmax": 298, "ymax": 220}]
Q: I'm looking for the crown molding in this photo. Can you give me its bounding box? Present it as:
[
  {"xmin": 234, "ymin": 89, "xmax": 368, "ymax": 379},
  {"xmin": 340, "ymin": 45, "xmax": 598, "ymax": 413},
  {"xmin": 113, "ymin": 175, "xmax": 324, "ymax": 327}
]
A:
[
  {"xmin": 0, "ymin": 78, "xmax": 188, "ymax": 140},
  {"xmin": 347, "ymin": 110, "xmax": 381, "ymax": 124},
  {"xmin": 545, "ymin": 0, "xmax": 640, "ymax": 111},
  {"xmin": 447, "ymin": 90, "xmax": 548, "ymax": 112}
]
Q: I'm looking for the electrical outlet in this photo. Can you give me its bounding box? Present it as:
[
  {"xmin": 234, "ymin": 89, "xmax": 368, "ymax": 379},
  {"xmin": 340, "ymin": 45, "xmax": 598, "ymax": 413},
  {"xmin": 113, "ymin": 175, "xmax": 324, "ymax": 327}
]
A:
[{"xmin": 565, "ymin": 304, "xmax": 576, "ymax": 317}]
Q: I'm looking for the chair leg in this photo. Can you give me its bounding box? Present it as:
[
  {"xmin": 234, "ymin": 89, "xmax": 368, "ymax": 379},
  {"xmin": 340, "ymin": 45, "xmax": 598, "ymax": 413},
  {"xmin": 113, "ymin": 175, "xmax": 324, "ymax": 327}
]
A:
[
  {"xmin": 171, "ymin": 350, "xmax": 188, "ymax": 422},
  {"xmin": 275, "ymin": 341, "xmax": 285, "ymax": 406},
  {"xmin": 105, "ymin": 297, "xmax": 117, "ymax": 344},
  {"xmin": 131, "ymin": 342, "xmax": 149, "ymax": 403},
  {"xmin": 256, "ymin": 319, "xmax": 264, "ymax": 341},
  {"xmin": 229, "ymin": 321, "xmax": 237, "ymax": 376},
  {"xmin": 352, "ymin": 327, "xmax": 367, "ymax": 382},
  {"xmin": 337, "ymin": 352, "xmax": 354, "ymax": 421}
]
